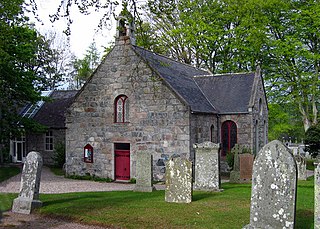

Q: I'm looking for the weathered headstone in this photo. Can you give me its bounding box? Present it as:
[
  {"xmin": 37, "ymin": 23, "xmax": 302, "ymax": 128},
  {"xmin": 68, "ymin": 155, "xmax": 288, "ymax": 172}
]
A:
[
  {"xmin": 193, "ymin": 142, "xmax": 221, "ymax": 191},
  {"xmin": 134, "ymin": 151, "xmax": 155, "ymax": 192},
  {"xmin": 165, "ymin": 157, "xmax": 192, "ymax": 203},
  {"xmin": 294, "ymin": 154, "xmax": 307, "ymax": 180},
  {"xmin": 315, "ymin": 163, "xmax": 320, "ymax": 229},
  {"xmin": 243, "ymin": 140, "xmax": 297, "ymax": 229},
  {"xmin": 12, "ymin": 151, "xmax": 43, "ymax": 214},
  {"xmin": 239, "ymin": 153, "xmax": 254, "ymax": 180},
  {"xmin": 230, "ymin": 145, "xmax": 253, "ymax": 183}
]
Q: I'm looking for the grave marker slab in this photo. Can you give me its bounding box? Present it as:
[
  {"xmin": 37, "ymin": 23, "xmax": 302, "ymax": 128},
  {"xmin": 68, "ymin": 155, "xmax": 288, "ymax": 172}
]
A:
[
  {"xmin": 193, "ymin": 142, "xmax": 220, "ymax": 191},
  {"xmin": 239, "ymin": 153, "xmax": 254, "ymax": 180},
  {"xmin": 315, "ymin": 163, "xmax": 320, "ymax": 229},
  {"xmin": 12, "ymin": 151, "xmax": 43, "ymax": 214},
  {"xmin": 134, "ymin": 151, "xmax": 155, "ymax": 192},
  {"xmin": 294, "ymin": 154, "xmax": 307, "ymax": 180},
  {"xmin": 243, "ymin": 140, "xmax": 297, "ymax": 229},
  {"xmin": 165, "ymin": 157, "xmax": 192, "ymax": 203}
]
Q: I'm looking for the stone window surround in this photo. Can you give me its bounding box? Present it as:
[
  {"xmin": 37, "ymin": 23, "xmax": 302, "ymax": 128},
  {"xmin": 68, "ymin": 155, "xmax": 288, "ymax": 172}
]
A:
[{"xmin": 114, "ymin": 95, "xmax": 129, "ymax": 123}]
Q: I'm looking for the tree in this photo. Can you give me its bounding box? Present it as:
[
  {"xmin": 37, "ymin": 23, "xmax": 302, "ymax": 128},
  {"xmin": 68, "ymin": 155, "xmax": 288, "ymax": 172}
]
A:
[
  {"xmin": 0, "ymin": 0, "xmax": 55, "ymax": 161},
  {"xmin": 142, "ymin": 0, "xmax": 319, "ymax": 133},
  {"xmin": 72, "ymin": 42, "xmax": 101, "ymax": 88},
  {"xmin": 305, "ymin": 124, "xmax": 320, "ymax": 157}
]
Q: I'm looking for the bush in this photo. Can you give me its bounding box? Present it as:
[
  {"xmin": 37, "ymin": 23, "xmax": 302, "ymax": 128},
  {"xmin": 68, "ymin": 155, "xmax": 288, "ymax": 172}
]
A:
[
  {"xmin": 305, "ymin": 124, "xmax": 320, "ymax": 158},
  {"xmin": 52, "ymin": 142, "xmax": 65, "ymax": 168}
]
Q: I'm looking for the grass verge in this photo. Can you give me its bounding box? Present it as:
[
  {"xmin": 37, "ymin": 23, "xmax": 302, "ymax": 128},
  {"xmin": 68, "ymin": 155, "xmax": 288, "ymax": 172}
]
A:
[
  {"xmin": 0, "ymin": 178, "xmax": 314, "ymax": 228},
  {"xmin": 0, "ymin": 166, "xmax": 20, "ymax": 183}
]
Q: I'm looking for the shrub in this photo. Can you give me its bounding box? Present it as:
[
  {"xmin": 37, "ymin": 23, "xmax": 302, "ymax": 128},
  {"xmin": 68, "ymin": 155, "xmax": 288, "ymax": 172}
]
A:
[
  {"xmin": 305, "ymin": 124, "xmax": 320, "ymax": 158},
  {"xmin": 52, "ymin": 142, "xmax": 65, "ymax": 168},
  {"xmin": 226, "ymin": 151, "xmax": 234, "ymax": 169}
]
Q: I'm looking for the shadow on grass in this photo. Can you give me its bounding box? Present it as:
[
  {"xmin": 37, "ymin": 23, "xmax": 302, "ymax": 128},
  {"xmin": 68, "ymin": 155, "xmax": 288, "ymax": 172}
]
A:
[
  {"xmin": 295, "ymin": 209, "xmax": 313, "ymax": 228},
  {"xmin": 192, "ymin": 191, "xmax": 218, "ymax": 201}
]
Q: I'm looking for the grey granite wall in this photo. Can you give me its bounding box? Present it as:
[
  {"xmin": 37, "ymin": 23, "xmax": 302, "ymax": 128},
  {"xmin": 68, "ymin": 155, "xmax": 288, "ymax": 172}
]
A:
[{"xmin": 65, "ymin": 43, "xmax": 190, "ymax": 180}]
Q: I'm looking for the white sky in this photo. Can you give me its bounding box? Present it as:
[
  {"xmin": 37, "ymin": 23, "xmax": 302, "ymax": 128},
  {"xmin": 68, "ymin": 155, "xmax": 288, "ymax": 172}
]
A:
[{"xmin": 29, "ymin": 0, "xmax": 121, "ymax": 58}]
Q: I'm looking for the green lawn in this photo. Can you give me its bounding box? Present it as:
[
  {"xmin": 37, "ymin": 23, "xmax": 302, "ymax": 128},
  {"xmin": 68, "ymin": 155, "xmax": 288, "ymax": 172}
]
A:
[
  {"xmin": 0, "ymin": 166, "xmax": 20, "ymax": 183},
  {"xmin": 0, "ymin": 178, "xmax": 314, "ymax": 228}
]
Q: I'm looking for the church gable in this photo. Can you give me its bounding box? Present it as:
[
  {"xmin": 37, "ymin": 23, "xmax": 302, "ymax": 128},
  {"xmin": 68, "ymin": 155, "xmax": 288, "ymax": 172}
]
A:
[{"xmin": 65, "ymin": 39, "xmax": 192, "ymax": 180}]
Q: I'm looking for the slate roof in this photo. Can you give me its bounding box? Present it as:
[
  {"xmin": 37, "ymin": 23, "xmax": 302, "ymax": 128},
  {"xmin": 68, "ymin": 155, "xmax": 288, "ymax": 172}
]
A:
[
  {"xmin": 32, "ymin": 90, "xmax": 78, "ymax": 128},
  {"xmin": 132, "ymin": 46, "xmax": 217, "ymax": 113},
  {"xmin": 194, "ymin": 73, "xmax": 255, "ymax": 114},
  {"xmin": 132, "ymin": 45, "xmax": 255, "ymax": 114}
]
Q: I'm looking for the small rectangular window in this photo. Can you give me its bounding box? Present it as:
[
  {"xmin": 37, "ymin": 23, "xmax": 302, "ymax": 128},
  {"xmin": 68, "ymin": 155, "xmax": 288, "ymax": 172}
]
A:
[{"xmin": 45, "ymin": 131, "xmax": 54, "ymax": 151}]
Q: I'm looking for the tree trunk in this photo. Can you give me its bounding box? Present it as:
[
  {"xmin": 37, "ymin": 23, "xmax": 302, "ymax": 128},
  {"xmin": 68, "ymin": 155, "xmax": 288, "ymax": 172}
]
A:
[{"xmin": 299, "ymin": 103, "xmax": 311, "ymax": 132}]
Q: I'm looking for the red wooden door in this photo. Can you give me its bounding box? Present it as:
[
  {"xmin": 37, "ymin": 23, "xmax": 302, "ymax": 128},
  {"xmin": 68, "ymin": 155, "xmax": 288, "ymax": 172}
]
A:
[{"xmin": 115, "ymin": 150, "xmax": 130, "ymax": 180}]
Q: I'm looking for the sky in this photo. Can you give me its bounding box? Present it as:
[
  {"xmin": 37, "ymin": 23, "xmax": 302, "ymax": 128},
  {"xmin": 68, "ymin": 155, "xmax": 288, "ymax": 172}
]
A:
[{"xmin": 29, "ymin": 0, "xmax": 121, "ymax": 58}]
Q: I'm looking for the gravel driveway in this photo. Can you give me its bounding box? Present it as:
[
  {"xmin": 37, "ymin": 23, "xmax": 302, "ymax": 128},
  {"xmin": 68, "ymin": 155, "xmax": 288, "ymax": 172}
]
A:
[{"xmin": 0, "ymin": 166, "xmax": 164, "ymax": 228}]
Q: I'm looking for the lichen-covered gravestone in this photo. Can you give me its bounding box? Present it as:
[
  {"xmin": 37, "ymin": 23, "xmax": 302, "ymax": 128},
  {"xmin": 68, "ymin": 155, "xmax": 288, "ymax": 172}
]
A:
[
  {"xmin": 193, "ymin": 142, "xmax": 221, "ymax": 191},
  {"xmin": 229, "ymin": 144, "xmax": 242, "ymax": 183},
  {"xmin": 12, "ymin": 151, "xmax": 43, "ymax": 214},
  {"xmin": 165, "ymin": 157, "xmax": 192, "ymax": 203},
  {"xmin": 315, "ymin": 163, "xmax": 320, "ymax": 229},
  {"xmin": 243, "ymin": 140, "xmax": 297, "ymax": 229},
  {"xmin": 134, "ymin": 151, "xmax": 155, "ymax": 192},
  {"xmin": 294, "ymin": 154, "xmax": 307, "ymax": 180}
]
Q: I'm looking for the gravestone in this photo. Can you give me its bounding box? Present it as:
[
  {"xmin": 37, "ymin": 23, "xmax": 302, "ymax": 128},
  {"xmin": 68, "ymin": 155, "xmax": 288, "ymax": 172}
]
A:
[
  {"xmin": 243, "ymin": 140, "xmax": 297, "ymax": 229},
  {"xmin": 134, "ymin": 151, "xmax": 155, "ymax": 192},
  {"xmin": 12, "ymin": 151, "xmax": 43, "ymax": 214},
  {"xmin": 230, "ymin": 145, "xmax": 253, "ymax": 183},
  {"xmin": 239, "ymin": 153, "xmax": 254, "ymax": 180},
  {"xmin": 193, "ymin": 142, "xmax": 221, "ymax": 191},
  {"xmin": 294, "ymin": 154, "xmax": 307, "ymax": 180},
  {"xmin": 165, "ymin": 157, "xmax": 192, "ymax": 203},
  {"xmin": 315, "ymin": 163, "xmax": 320, "ymax": 229}
]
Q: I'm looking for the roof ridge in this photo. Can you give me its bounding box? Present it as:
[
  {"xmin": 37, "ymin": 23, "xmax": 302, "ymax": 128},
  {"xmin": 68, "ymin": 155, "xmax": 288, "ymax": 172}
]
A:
[
  {"xmin": 193, "ymin": 71, "xmax": 255, "ymax": 78},
  {"xmin": 132, "ymin": 45, "xmax": 209, "ymax": 74}
]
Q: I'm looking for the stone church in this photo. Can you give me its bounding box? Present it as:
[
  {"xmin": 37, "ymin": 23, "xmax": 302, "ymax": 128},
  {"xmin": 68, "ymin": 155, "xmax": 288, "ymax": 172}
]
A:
[{"xmin": 65, "ymin": 15, "xmax": 268, "ymax": 181}]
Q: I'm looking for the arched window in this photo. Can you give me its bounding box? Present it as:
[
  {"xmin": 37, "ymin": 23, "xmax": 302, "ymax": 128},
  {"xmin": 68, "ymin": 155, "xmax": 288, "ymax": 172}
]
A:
[
  {"xmin": 259, "ymin": 98, "xmax": 263, "ymax": 116},
  {"xmin": 210, "ymin": 125, "xmax": 215, "ymax": 142},
  {"xmin": 115, "ymin": 95, "xmax": 129, "ymax": 123},
  {"xmin": 221, "ymin": 121, "xmax": 237, "ymax": 156}
]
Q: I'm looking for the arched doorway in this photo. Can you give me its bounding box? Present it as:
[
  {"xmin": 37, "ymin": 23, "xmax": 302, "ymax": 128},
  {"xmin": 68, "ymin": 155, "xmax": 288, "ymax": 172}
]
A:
[{"xmin": 221, "ymin": 121, "xmax": 237, "ymax": 156}]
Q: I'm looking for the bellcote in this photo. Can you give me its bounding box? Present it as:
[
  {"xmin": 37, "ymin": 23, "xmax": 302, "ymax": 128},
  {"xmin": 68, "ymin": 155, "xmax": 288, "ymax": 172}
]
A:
[{"xmin": 115, "ymin": 9, "xmax": 136, "ymax": 45}]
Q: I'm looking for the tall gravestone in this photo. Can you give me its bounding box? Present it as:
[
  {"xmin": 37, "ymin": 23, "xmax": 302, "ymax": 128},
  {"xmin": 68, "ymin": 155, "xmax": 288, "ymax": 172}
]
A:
[
  {"xmin": 165, "ymin": 157, "xmax": 192, "ymax": 203},
  {"xmin": 12, "ymin": 151, "xmax": 43, "ymax": 214},
  {"xmin": 229, "ymin": 144, "xmax": 242, "ymax": 183},
  {"xmin": 294, "ymin": 154, "xmax": 307, "ymax": 180},
  {"xmin": 193, "ymin": 142, "xmax": 221, "ymax": 191},
  {"xmin": 134, "ymin": 151, "xmax": 155, "ymax": 192},
  {"xmin": 315, "ymin": 163, "xmax": 320, "ymax": 229},
  {"xmin": 243, "ymin": 140, "xmax": 297, "ymax": 229}
]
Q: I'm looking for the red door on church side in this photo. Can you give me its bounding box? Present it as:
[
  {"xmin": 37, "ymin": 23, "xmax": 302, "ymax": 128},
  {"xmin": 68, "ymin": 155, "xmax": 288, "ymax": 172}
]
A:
[{"xmin": 115, "ymin": 143, "xmax": 130, "ymax": 180}]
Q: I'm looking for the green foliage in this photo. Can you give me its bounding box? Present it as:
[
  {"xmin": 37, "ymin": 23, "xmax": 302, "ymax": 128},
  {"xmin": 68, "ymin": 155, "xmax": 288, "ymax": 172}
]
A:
[
  {"xmin": 306, "ymin": 159, "xmax": 316, "ymax": 171},
  {"xmin": 66, "ymin": 174, "xmax": 113, "ymax": 183},
  {"xmin": 49, "ymin": 167, "xmax": 65, "ymax": 176},
  {"xmin": 52, "ymin": 142, "xmax": 65, "ymax": 168},
  {"xmin": 305, "ymin": 124, "xmax": 320, "ymax": 157},
  {"xmin": 226, "ymin": 151, "xmax": 234, "ymax": 169},
  {"xmin": 0, "ymin": 0, "xmax": 61, "ymax": 145},
  {"xmin": 72, "ymin": 42, "xmax": 101, "ymax": 88},
  {"xmin": 129, "ymin": 178, "xmax": 136, "ymax": 183},
  {"xmin": 141, "ymin": 0, "xmax": 320, "ymax": 133},
  {"xmin": 268, "ymin": 103, "xmax": 304, "ymax": 141},
  {"xmin": 0, "ymin": 166, "xmax": 20, "ymax": 182}
]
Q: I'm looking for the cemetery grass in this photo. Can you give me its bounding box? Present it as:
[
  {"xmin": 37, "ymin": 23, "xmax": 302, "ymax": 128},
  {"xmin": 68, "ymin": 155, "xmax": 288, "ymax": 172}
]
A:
[
  {"xmin": 0, "ymin": 179, "xmax": 314, "ymax": 229},
  {"xmin": 0, "ymin": 166, "xmax": 20, "ymax": 182}
]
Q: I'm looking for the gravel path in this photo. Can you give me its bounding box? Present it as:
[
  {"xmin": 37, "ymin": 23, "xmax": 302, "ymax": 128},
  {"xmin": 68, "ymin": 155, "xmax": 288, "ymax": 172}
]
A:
[{"xmin": 0, "ymin": 166, "xmax": 164, "ymax": 228}]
